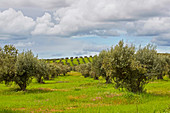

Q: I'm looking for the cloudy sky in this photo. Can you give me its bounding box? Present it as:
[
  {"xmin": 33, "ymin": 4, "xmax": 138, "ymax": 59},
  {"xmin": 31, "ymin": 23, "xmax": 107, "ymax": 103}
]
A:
[{"xmin": 0, "ymin": 0, "xmax": 170, "ymax": 58}]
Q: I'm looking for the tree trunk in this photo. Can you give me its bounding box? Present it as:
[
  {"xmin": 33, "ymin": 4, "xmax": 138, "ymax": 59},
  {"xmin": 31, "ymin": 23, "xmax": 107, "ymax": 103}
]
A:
[
  {"xmin": 94, "ymin": 76, "xmax": 99, "ymax": 80},
  {"xmin": 37, "ymin": 77, "xmax": 44, "ymax": 84},
  {"xmin": 106, "ymin": 76, "xmax": 112, "ymax": 83},
  {"xmin": 44, "ymin": 76, "xmax": 49, "ymax": 80},
  {"xmin": 51, "ymin": 74, "xmax": 55, "ymax": 78},
  {"xmin": 157, "ymin": 74, "xmax": 163, "ymax": 79},
  {"xmin": 18, "ymin": 83, "xmax": 26, "ymax": 91}
]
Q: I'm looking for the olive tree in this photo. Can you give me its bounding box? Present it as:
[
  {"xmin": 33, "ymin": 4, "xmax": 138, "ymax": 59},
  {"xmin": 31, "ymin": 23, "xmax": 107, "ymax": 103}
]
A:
[
  {"xmin": 165, "ymin": 56, "xmax": 170, "ymax": 78},
  {"xmin": 135, "ymin": 44, "xmax": 158, "ymax": 78},
  {"xmin": 91, "ymin": 51, "xmax": 109, "ymax": 82},
  {"xmin": 76, "ymin": 63, "xmax": 91, "ymax": 78},
  {"xmin": 48, "ymin": 63, "xmax": 61, "ymax": 78},
  {"xmin": 154, "ymin": 55, "xmax": 170, "ymax": 79},
  {"xmin": 0, "ymin": 45, "xmax": 18, "ymax": 84},
  {"xmin": 102, "ymin": 41, "xmax": 148, "ymax": 93},
  {"xmin": 14, "ymin": 50, "xmax": 38, "ymax": 91},
  {"xmin": 101, "ymin": 50, "xmax": 113, "ymax": 83},
  {"xmin": 35, "ymin": 60, "xmax": 49, "ymax": 83},
  {"xmin": 54, "ymin": 65, "xmax": 62, "ymax": 77},
  {"xmin": 60, "ymin": 64, "xmax": 71, "ymax": 76}
]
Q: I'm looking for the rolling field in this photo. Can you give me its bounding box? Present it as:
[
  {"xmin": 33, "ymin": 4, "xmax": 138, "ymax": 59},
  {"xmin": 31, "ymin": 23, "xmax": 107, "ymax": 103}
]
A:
[
  {"xmin": 45, "ymin": 56, "xmax": 93, "ymax": 66},
  {"xmin": 0, "ymin": 72, "xmax": 170, "ymax": 113}
]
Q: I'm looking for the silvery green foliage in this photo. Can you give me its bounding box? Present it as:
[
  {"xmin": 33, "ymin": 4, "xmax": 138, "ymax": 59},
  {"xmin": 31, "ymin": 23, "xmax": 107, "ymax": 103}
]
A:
[
  {"xmin": 60, "ymin": 64, "xmax": 71, "ymax": 76},
  {"xmin": 35, "ymin": 60, "xmax": 49, "ymax": 83},
  {"xmin": 165, "ymin": 56, "xmax": 170, "ymax": 77},
  {"xmin": 48, "ymin": 63, "xmax": 70, "ymax": 77},
  {"xmin": 0, "ymin": 45, "xmax": 52, "ymax": 90},
  {"xmin": 76, "ymin": 63, "xmax": 91, "ymax": 78},
  {"xmin": 48, "ymin": 63, "xmax": 59, "ymax": 78},
  {"xmin": 91, "ymin": 53, "xmax": 107, "ymax": 81},
  {"xmin": 135, "ymin": 44, "xmax": 158, "ymax": 77},
  {"xmin": 15, "ymin": 50, "xmax": 38, "ymax": 91},
  {"xmin": 0, "ymin": 45, "xmax": 18, "ymax": 84},
  {"xmin": 102, "ymin": 40, "xmax": 148, "ymax": 93},
  {"xmin": 154, "ymin": 55, "xmax": 169, "ymax": 79}
]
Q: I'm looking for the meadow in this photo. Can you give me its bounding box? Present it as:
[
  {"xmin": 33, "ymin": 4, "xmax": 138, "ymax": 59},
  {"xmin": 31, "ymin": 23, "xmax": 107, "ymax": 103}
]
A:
[{"xmin": 0, "ymin": 72, "xmax": 169, "ymax": 113}]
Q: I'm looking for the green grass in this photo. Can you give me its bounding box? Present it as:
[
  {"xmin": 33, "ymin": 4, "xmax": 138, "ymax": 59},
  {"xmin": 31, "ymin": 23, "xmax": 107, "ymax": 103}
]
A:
[
  {"xmin": 61, "ymin": 59, "xmax": 67, "ymax": 65},
  {"xmin": 0, "ymin": 72, "xmax": 170, "ymax": 113},
  {"xmin": 89, "ymin": 57, "xmax": 93, "ymax": 62},
  {"xmin": 55, "ymin": 60, "xmax": 60, "ymax": 63},
  {"xmin": 84, "ymin": 58, "xmax": 90, "ymax": 63},
  {"xmin": 67, "ymin": 59, "xmax": 74, "ymax": 66},
  {"xmin": 78, "ymin": 58, "xmax": 85, "ymax": 64},
  {"xmin": 72, "ymin": 59, "xmax": 79, "ymax": 65}
]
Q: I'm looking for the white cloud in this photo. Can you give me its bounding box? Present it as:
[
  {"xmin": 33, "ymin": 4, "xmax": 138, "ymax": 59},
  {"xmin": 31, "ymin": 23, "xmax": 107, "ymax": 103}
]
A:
[
  {"xmin": 1, "ymin": 0, "xmax": 170, "ymax": 58},
  {"xmin": 83, "ymin": 45, "xmax": 109, "ymax": 52},
  {"xmin": 31, "ymin": 13, "xmax": 54, "ymax": 35},
  {"xmin": 29, "ymin": 0, "xmax": 170, "ymax": 37},
  {"xmin": 1, "ymin": 1, "xmax": 170, "ymax": 38},
  {"xmin": 73, "ymin": 51, "xmax": 88, "ymax": 56},
  {"xmin": 14, "ymin": 42, "xmax": 34, "ymax": 47},
  {"xmin": 89, "ymin": 29, "xmax": 120, "ymax": 37},
  {"xmin": 0, "ymin": 8, "xmax": 35, "ymax": 35},
  {"xmin": 128, "ymin": 17, "xmax": 170, "ymax": 36}
]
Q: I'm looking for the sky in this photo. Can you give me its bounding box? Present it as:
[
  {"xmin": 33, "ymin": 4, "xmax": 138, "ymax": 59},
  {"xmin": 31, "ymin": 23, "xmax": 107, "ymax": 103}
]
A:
[{"xmin": 0, "ymin": 0, "xmax": 170, "ymax": 59}]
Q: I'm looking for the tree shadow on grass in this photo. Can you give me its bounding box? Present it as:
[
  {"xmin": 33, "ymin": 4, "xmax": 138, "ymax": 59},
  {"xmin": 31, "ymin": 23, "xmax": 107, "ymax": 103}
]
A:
[
  {"xmin": 21, "ymin": 88, "xmax": 69, "ymax": 94},
  {"xmin": 0, "ymin": 108, "xmax": 24, "ymax": 113},
  {"xmin": 1, "ymin": 88, "xmax": 54, "ymax": 95},
  {"xmin": 147, "ymin": 92, "xmax": 170, "ymax": 97},
  {"xmin": 25, "ymin": 88, "xmax": 54, "ymax": 94},
  {"xmin": 140, "ymin": 91, "xmax": 170, "ymax": 98},
  {"xmin": 42, "ymin": 82, "xmax": 57, "ymax": 84},
  {"xmin": 44, "ymin": 81, "xmax": 70, "ymax": 85}
]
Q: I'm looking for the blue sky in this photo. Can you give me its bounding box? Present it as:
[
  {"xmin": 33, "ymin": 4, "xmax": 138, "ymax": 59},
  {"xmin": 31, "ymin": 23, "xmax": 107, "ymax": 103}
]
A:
[{"xmin": 0, "ymin": 0, "xmax": 170, "ymax": 58}]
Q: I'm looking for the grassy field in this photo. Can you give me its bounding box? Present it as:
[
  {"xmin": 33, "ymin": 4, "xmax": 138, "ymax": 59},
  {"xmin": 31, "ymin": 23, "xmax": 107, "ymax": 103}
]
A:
[
  {"xmin": 0, "ymin": 72, "xmax": 170, "ymax": 113},
  {"xmin": 45, "ymin": 57, "xmax": 93, "ymax": 66}
]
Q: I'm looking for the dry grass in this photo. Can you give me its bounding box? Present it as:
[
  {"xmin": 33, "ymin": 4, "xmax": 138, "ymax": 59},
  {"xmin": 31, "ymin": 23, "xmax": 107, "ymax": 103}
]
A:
[
  {"xmin": 38, "ymin": 88, "xmax": 70, "ymax": 92},
  {"xmin": 67, "ymin": 95, "xmax": 87, "ymax": 101},
  {"xmin": 105, "ymin": 93, "xmax": 123, "ymax": 98}
]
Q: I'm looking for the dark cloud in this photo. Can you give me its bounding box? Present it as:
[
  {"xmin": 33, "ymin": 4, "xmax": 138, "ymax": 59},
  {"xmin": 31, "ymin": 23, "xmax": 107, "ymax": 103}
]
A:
[
  {"xmin": 73, "ymin": 51, "xmax": 88, "ymax": 56},
  {"xmin": 51, "ymin": 53, "xmax": 64, "ymax": 57},
  {"xmin": 152, "ymin": 34, "xmax": 170, "ymax": 46},
  {"xmin": 0, "ymin": 0, "xmax": 72, "ymax": 10},
  {"xmin": 83, "ymin": 45, "xmax": 109, "ymax": 52}
]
